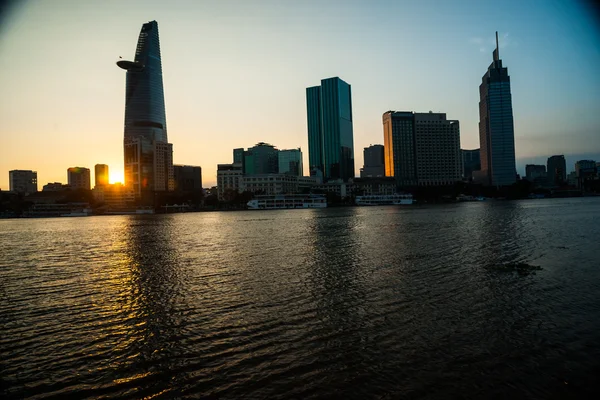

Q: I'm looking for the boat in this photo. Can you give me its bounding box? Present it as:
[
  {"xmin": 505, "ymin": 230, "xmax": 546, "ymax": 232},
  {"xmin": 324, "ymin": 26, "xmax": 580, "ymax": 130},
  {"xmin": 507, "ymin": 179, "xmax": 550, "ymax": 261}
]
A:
[
  {"xmin": 247, "ymin": 194, "xmax": 327, "ymax": 210},
  {"xmin": 355, "ymin": 194, "xmax": 413, "ymax": 206}
]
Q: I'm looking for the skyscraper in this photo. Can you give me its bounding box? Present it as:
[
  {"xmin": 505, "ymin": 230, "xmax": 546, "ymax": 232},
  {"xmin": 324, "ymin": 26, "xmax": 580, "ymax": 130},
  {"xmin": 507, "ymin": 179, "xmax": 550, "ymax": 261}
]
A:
[
  {"xmin": 383, "ymin": 111, "xmax": 462, "ymax": 186},
  {"xmin": 306, "ymin": 77, "xmax": 355, "ymax": 182},
  {"xmin": 94, "ymin": 164, "xmax": 109, "ymax": 187},
  {"xmin": 117, "ymin": 20, "xmax": 174, "ymax": 203},
  {"xmin": 478, "ymin": 32, "xmax": 516, "ymax": 186}
]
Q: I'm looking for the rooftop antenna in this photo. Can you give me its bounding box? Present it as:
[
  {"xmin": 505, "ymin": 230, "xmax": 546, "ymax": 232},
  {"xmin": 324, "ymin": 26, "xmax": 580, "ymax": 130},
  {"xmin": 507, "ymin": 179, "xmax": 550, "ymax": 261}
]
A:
[
  {"xmin": 496, "ymin": 31, "xmax": 499, "ymax": 58},
  {"xmin": 493, "ymin": 31, "xmax": 499, "ymax": 62}
]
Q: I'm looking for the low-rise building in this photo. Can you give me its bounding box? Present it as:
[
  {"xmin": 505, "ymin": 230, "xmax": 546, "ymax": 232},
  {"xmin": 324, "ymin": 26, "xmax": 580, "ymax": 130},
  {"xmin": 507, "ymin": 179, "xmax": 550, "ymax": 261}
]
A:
[
  {"xmin": 92, "ymin": 183, "xmax": 135, "ymax": 208},
  {"xmin": 217, "ymin": 163, "xmax": 243, "ymax": 200}
]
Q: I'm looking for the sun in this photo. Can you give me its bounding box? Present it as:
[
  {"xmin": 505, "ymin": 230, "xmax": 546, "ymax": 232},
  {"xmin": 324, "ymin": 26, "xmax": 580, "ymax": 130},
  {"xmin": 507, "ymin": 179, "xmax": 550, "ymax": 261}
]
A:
[{"xmin": 109, "ymin": 170, "xmax": 124, "ymax": 184}]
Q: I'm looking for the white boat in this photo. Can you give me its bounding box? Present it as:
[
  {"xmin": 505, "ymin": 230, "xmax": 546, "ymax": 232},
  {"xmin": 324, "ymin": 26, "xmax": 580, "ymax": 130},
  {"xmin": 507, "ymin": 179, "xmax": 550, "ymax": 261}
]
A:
[
  {"xmin": 355, "ymin": 194, "xmax": 413, "ymax": 206},
  {"xmin": 247, "ymin": 194, "xmax": 327, "ymax": 210}
]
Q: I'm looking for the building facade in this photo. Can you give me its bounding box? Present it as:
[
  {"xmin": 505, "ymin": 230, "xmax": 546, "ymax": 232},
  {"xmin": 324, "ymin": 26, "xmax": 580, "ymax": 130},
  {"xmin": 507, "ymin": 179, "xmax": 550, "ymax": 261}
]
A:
[
  {"xmin": 462, "ymin": 149, "xmax": 481, "ymax": 179},
  {"xmin": 478, "ymin": 32, "xmax": 516, "ymax": 186},
  {"xmin": 9, "ymin": 170, "xmax": 37, "ymax": 195},
  {"xmin": 244, "ymin": 143, "xmax": 279, "ymax": 175},
  {"xmin": 67, "ymin": 167, "xmax": 91, "ymax": 190},
  {"xmin": 174, "ymin": 165, "xmax": 202, "ymax": 192},
  {"xmin": 278, "ymin": 148, "xmax": 303, "ymax": 176},
  {"xmin": 547, "ymin": 155, "xmax": 566, "ymax": 186},
  {"xmin": 383, "ymin": 111, "xmax": 462, "ymax": 186},
  {"xmin": 306, "ymin": 77, "xmax": 355, "ymax": 181},
  {"xmin": 118, "ymin": 20, "xmax": 174, "ymax": 202},
  {"xmin": 94, "ymin": 164, "xmax": 109, "ymax": 187},
  {"xmin": 525, "ymin": 164, "xmax": 546, "ymax": 182},
  {"xmin": 92, "ymin": 183, "xmax": 135, "ymax": 208},
  {"xmin": 360, "ymin": 145, "xmax": 385, "ymax": 178},
  {"xmin": 217, "ymin": 163, "xmax": 243, "ymax": 200}
]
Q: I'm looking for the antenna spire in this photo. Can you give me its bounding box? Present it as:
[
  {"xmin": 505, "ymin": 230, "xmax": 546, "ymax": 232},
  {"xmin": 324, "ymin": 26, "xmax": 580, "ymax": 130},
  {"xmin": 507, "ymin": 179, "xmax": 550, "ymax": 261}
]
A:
[{"xmin": 496, "ymin": 31, "xmax": 499, "ymax": 58}]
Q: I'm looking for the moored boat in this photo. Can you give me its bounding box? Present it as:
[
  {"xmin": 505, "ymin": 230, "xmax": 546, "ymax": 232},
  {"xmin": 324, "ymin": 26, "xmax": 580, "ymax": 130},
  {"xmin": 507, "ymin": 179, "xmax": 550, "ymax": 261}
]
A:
[
  {"xmin": 247, "ymin": 194, "xmax": 327, "ymax": 210},
  {"xmin": 355, "ymin": 194, "xmax": 413, "ymax": 206}
]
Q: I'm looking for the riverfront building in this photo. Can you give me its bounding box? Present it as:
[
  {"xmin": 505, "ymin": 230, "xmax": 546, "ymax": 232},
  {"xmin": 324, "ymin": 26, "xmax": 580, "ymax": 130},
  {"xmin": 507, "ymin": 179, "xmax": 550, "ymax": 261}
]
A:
[
  {"xmin": 244, "ymin": 143, "xmax": 279, "ymax": 175},
  {"xmin": 94, "ymin": 164, "xmax": 109, "ymax": 187},
  {"xmin": 383, "ymin": 111, "xmax": 462, "ymax": 187},
  {"xmin": 525, "ymin": 164, "xmax": 546, "ymax": 183},
  {"xmin": 118, "ymin": 20, "xmax": 174, "ymax": 202},
  {"xmin": 173, "ymin": 165, "xmax": 202, "ymax": 192},
  {"xmin": 67, "ymin": 167, "xmax": 91, "ymax": 190},
  {"xmin": 9, "ymin": 170, "xmax": 37, "ymax": 195},
  {"xmin": 360, "ymin": 145, "xmax": 385, "ymax": 178},
  {"xmin": 478, "ymin": 32, "xmax": 517, "ymax": 186},
  {"xmin": 217, "ymin": 163, "xmax": 243, "ymax": 201},
  {"xmin": 306, "ymin": 77, "xmax": 355, "ymax": 181},
  {"xmin": 547, "ymin": 155, "xmax": 566, "ymax": 186},
  {"xmin": 278, "ymin": 148, "xmax": 303, "ymax": 176},
  {"xmin": 462, "ymin": 149, "xmax": 481, "ymax": 179}
]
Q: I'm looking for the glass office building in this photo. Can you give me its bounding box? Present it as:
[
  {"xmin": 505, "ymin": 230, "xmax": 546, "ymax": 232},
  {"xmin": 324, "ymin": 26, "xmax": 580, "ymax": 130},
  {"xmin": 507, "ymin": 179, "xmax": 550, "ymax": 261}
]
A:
[
  {"xmin": 278, "ymin": 148, "xmax": 303, "ymax": 176},
  {"xmin": 306, "ymin": 77, "xmax": 355, "ymax": 182},
  {"xmin": 118, "ymin": 20, "xmax": 174, "ymax": 202},
  {"xmin": 478, "ymin": 32, "xmax": 516, "ymax": 186}
]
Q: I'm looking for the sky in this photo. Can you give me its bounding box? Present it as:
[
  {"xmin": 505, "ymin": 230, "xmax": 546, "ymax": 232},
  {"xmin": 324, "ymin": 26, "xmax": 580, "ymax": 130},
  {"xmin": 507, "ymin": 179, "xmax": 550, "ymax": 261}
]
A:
[{"xmin": 0, "ymin": 0, "xmax": 599, "ymax": 189}]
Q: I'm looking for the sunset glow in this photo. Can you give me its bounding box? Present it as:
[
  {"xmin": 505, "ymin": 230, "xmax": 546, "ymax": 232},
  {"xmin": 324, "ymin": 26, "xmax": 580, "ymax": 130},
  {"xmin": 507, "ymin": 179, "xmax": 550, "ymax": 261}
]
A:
[{"xmin": 109, "ymin": 170, "xmax": 124, "ymax": 185}]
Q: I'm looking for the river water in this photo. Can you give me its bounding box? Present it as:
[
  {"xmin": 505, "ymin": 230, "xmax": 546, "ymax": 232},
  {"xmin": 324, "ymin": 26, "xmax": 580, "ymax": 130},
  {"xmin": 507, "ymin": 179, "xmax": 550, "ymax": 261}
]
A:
[{"xmin": 1, "ymin": 198, "xmax": 599, "ymax": 399}]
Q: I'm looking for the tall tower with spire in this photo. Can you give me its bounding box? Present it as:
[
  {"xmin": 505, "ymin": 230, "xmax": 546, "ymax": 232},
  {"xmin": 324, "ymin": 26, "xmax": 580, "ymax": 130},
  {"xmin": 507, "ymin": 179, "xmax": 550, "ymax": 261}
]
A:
[
  {"xmin": 117, "ymin": 20, "xmax": 174, "ymax": 203},
  {"xmin": 478, "ymin": 31, "xmax": 516, "ymax": 186}
]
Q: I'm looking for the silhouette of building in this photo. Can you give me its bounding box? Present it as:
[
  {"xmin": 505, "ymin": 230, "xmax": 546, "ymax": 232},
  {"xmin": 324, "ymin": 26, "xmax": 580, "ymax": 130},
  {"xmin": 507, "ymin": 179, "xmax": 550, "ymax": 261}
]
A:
[
  {"xmin": 42, "ymin": 182, "xmax": 67, "ymax": 192},
  {"xmin": 174, "ymin": 165, "xmax": 202, "ymax": 192},
  {"xmin": 94, "ymin": 164, "xmax": 109, "ymax": 187},
  {"xmin": 67, "ymin": 167, "xmax": 91, "ymax": 190},
  {"xmin": 360, "ymin": 145, "xmax": 385, "ymax": 178},
  {"xmin": 92, "ymin": 183, "xmax": 135, "ymax": 208},
  {"xmin": 478, "ymin": 32, "xmax": 516, "ymax": 186},
  {"xmin": 9, "ymin": 170, "xmax": 37, "ymax": 195},
  {"xmin": 244, "ymin": 143, "xmax": 279, "ymax": 175},
  {"xmin": 306, "ymin": 77, "xmax": 355, "ymax": 181},
  {"xmin": 547, "ymin": 155, "xmax": 566, "ymax": 186},
  {"xmin": 575, "ymin": 160, "xmax": 598, "ymax": 190},
  {"xmin": 462, "ymin": 149, "xmax": 481, "ymax": 179},
  {"xmin": 383, "ymin": 111, "xmax": 461, "ymax": 186},
  {"xmin": 117, "ymin": 20, "xmax": 174, "ymax": 203},
  {"xmin": 278, "ymin": 148, "xmax": 303, "ymax": 176},
  {"xmin": 525, "ymin": 164, "xmax": 546, "ymax": 181}
]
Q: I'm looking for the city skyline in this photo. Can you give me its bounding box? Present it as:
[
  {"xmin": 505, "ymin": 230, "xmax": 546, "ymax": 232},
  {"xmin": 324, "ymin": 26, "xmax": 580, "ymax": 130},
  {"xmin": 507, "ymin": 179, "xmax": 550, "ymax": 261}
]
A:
[{"xmin": 1, "ymin": 0, "xmax": 599, "ymax": 189}]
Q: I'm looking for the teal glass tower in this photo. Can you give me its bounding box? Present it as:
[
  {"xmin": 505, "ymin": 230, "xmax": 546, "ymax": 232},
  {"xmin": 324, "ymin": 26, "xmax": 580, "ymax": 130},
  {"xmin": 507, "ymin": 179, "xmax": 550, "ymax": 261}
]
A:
[
  {"xmin": 306, "ymin": 77, "xmax": 355, "ymax": 182},
  {"xmin": 118, "ymin": 20, "xmax": 173, "ymax": 202},
  {"xmin": 478, "ymin": 32, "xmax": 516, "ymax": 186}
]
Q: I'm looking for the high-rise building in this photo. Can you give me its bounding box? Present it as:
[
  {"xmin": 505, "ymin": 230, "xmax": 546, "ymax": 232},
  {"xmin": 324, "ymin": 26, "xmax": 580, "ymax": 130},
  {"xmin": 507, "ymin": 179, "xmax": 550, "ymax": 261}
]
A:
[
  {"xmin": 94, "ymin": 164, "xmax": 109, "ymax": 187},
  {"xmin": 383, "ymin": 111, "xmax": 462, "ymax": 186},
  {"xmin": 478, "ymin": 32, "xmax": 516, "ymax": 186},
  {"xmin": 278, "ymin": 148, "xmax": 303, "ymax": 176},
  {"xmin": 525, "ymin": 164, "xmax": 546, "ymax": 184},
  {"xmin": 174, "ymin": 165, "xmax": 202, "ymax": 192},
  {"xmin": 306, "ymin": 77, "xmax": 354, "ymax": 181},
  {"xmin": 462, "ymin": 149, "xmax": 481, "ymax": 179},
  {"xmin": 547, "ymin": 155, "xmax": 566, "ymax": 186},
  {"xmin": 9, "ymin": 170, "xmax": 37, "ymax": 195},
  {"xmin": 360, "ymin": 145, "xmax": 385, "ymax": 178},
  {"xmin": 67, "ymin": 167, "xmax": 91, "ymax": 190},
  {"xmin": 244, "ymin": 143, "xmax": 279, "ymax": 175},
  {"xmin": 117, "ymin": 20, "xmax": 174, "ymax": 202}
]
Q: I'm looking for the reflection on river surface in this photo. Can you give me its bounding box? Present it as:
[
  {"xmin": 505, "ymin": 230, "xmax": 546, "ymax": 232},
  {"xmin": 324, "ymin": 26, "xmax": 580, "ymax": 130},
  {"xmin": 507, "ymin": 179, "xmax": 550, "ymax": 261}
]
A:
[{"xmin": 1, "ymin": 198, "xmax": 599, "ymax": 399}]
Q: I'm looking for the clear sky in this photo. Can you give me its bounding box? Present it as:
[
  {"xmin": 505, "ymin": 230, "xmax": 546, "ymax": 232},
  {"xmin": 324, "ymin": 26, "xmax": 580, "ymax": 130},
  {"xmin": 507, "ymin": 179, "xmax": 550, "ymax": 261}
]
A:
[{"xmin": 1, "ymin": 0, "xmax": 599, "ymax": 189}]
